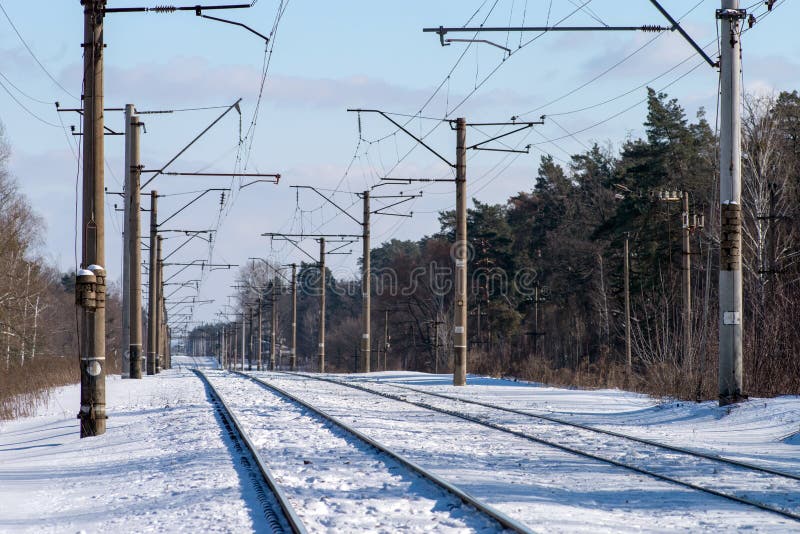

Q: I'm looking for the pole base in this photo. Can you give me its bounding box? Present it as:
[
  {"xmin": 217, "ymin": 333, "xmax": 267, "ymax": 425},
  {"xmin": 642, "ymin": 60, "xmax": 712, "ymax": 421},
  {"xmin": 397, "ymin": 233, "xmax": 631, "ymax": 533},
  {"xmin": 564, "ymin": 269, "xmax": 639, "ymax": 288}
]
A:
[
  {"xmin": 78, "ymin": 411, "xmax": 108, "ymax": 438},
  {"xmin": 718, "ymin": 392, "xmax": 748, "ymax": 407}
]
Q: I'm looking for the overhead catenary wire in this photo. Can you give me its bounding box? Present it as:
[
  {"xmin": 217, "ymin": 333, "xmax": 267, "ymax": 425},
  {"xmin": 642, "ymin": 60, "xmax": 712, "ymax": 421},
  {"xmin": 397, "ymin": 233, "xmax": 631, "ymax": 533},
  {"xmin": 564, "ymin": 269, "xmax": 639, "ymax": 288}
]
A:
[{"xmin": 364, "ymin": 2, "xmax": 740, "ymax": 245}]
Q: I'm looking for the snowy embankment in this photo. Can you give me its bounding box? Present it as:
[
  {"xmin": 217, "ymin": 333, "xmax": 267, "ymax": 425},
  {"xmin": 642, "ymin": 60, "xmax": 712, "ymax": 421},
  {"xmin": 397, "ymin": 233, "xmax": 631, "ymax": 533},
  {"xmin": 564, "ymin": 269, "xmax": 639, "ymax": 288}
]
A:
[
  {"xmin": 1, "ymin": 356, "xmax": 799, "ymax": 533},
  {"xmin": 0, "ymin": 356, "xmax": 271, "ymax": 533}
]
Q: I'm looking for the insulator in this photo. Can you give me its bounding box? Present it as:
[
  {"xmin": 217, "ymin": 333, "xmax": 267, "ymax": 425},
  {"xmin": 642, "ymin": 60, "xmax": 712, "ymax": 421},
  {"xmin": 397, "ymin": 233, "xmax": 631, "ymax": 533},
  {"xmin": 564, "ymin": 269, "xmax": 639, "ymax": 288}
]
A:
[
  {"xmin": 640, "ymin": 25, "xmax": 665, "ymax": 33},
  {"xmin": 151, "ymin": 6, "xmax": 177, "ymax": 13}
]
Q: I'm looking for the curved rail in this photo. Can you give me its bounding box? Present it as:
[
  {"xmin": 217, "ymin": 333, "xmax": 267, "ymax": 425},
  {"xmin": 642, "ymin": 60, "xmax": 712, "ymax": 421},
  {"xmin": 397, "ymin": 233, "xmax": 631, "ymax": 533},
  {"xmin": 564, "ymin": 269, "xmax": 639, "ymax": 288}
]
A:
[
  {"xmin": 236, "ymin": 371, "xmax": 535, "ymax": 534},
  {"xmin": 193, "ymin": 369, "xmax": 307, "ymax": 534},
  {"xmin": 281, "ymin": 371, "xmax": 800, "ymax": 523}
]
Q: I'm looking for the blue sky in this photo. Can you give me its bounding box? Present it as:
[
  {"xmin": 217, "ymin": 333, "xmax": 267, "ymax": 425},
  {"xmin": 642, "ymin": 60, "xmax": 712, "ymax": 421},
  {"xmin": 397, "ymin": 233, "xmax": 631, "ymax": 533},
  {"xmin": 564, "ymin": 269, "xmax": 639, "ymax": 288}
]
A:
[{"xmin": 0, "ymin": 0, "xmax": 798, "ymax": 325}]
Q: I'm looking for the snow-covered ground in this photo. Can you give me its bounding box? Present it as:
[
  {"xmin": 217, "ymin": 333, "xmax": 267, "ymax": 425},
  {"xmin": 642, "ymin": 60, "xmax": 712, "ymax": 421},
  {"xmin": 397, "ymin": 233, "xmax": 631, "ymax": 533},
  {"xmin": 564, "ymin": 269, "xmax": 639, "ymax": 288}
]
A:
[
  {"xmin": 203, "ymin": 370, "xmax": 504, "ymax": 533},
  {"xmin": 2, "ymin": 356, "xmax": 799, "ymax": 533}
]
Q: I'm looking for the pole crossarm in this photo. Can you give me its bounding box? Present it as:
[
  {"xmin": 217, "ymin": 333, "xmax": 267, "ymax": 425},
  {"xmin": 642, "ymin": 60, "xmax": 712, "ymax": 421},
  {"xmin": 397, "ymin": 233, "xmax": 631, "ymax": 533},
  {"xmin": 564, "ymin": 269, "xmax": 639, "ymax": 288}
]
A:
[
  {"xmin": 466, "ymin": 121, "xmax": 541, "ymax": 153},
  {"xmin": 369, "ymin": 193, "xmax": 422, "ymax": 217},
  {"xmin": 376, "ymin": 177, "xmax": 453, "ymax": 188},
  {"xmin": 141, "ymin": 99, "xmax": 242, "ymax": 190},
  {"xmin": 423, "ymin": 25, "xmax": 668, "ymax": 36},
  {"xmin": 102, "ymin": 3, "xmax": 269, "ymax": 43},
  {"xmin": 347, "ymin": 109, "xmax": 455, "ymax": 168},
  {"xmin": 248, "ymin": 258, "xmax": 292, "ymax": 284},
  {"xmin": 158, "ymin": 229, "xmax": 215, "ymax": 233},
  {"xmin": 158, "ymin": 188, "xmax": 230, "ymax": 227},
  {"xmin": 163, "ymin": 280, "xmax": 201, "ymax": 288},
  {"xmin": 163, "ymin": 231, "xmax": 215, "ymax": 261},
  {"xmin": 263, "ymin": 235, "xmax": 318, "ymax": 263},
  {"xmin": 167, "ymin": 298, "xmax": 213, "ymax": 313},
  {"xmin": 166, "ymin": 283, "xmax": 196, "ymax": 300},
  {"xmin": 291, "ymin": 185, "xmax": 363, "ymax": 226},
  {"xmin": 103, "ymin": 4, "xmax": 251, "ymax": 14},
  {"xmin": 327, "ymin": 240, "xmax": 356, "ymax": 254},
  {"xmin": 162, "ymin": 261, "xmax": 236, "ymax": 266},
  {"xmin": 262, "ymin": 232, "xmax": 363, "ymax": 239},
  {"xmin": 162, "ymin": 260, "xmax": 237, "ymax": 283},
  {"xmin": 144, "ymin": 172, "xmax": 280, "ymax": 182}
]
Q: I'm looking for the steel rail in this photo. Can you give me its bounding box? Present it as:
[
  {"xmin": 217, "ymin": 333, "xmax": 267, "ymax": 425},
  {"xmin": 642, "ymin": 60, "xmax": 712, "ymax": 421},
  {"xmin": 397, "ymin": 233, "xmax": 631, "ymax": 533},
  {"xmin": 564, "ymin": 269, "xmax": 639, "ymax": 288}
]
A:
[
  {"xmin": 193, "ymin": 370, "xmax": 307, "ymax": 534},
  {"xmin": 236, "ymin": 372, "xmax": 534, "ymax": 534},
  {"xmin": 385, "ymin": 382, "xmax": 800, "ymax": 482},
  {"xmin": 281, "ymin": 372, "xmax": 800, "ymax": 523}
]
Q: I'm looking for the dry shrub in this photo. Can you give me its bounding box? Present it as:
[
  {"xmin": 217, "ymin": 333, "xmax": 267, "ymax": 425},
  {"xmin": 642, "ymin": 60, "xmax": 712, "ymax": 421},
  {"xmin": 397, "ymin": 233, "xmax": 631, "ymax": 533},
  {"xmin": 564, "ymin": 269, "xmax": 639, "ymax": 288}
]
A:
[{"xmin": 0, "ymin": 357, "xmax": 79, "ymax": 420}]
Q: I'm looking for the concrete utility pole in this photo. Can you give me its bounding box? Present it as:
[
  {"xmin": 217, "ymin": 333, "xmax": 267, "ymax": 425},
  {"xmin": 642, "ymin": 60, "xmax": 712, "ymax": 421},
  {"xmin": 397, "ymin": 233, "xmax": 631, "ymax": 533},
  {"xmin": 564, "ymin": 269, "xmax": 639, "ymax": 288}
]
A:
[
  {"xmin": 128, "ymin": 112, "xmax": 143, "ymax": 379},
  {"xmin": 718, "ymin": 0, "xmax": 745, "ymax": 406},
  {"xmin": 624, "ymin": 236, "xmax": 632, "ymax": 373},
  {"xmin": 121, "ymin": 104, "xmax": 133, "ymax": 378},
  {"xmin": 681, "ymin": 191, "xmax": 692, "ymax": 374},
  {"xmin": 147, "ymin": 191, "xmax": 158, "ymax": 375},
  {"xmin": 529, "ymin": 284, "xmax": 542, "ymax": 360},
  {"xmin": 257, "ymin": 297, "xmax": 263, "ymax": 371},
  {"xmin": 286, "ymin": 186, "xmax": 417, "ymax": 374},
  {"xmin": 429, "ymin": 319, "xmax": 444, "ymax": 374},
  {"xmin": 348, "ymin": 110, "xmax": 535, "ymax": 384},
  {"xmin": 240, "ymin": 312, "xmax": 246, "ymax": 371},
  {"xmin": 290, "ymin": 263, "xmax": 298, "ymax": 371},
  {"xmin": 270, "ymin": 272, "xmax": 279, "ymax": 370},
  {"xmin": 384, "ymin": 309, "xmax": 390, "ymax": 372},
  {"xmin": 159, "ymin": 251, "xmax": 168, "ymax": 370},
  {"xmin": 231, "ymin": 323, "xmax": 236, "ymax": 370},
  {"xmin": 247, "ymin": 307, "xmax": 253, "ymax": 371},
  {"xmin": 453, "ymin": 117, "xmax": 468, "ymax": 386},
  {"xmin": 219, "ymin": 328, "xmax": 224, "ymax": 368},
  {"xmin": 155, "ymin": 235, "xmax": 163, "ymax": 373},
  {"xmin": 361, "ymin": 191, "xmax": 371, "ymax": 373},
  {"xmin": 77, "ymin": 0, "xmax": 107, "ymax": 437},
  {"xmin": 318, "ymin": 238, "xmax": 326, "ymax": 373}
]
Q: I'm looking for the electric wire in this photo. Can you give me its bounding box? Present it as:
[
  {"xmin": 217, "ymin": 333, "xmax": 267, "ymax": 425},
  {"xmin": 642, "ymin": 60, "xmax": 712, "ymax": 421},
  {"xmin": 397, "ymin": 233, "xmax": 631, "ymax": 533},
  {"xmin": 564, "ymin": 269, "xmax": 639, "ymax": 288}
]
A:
[
  {"xmin": 0, "ymin": 77, "xmax": 61, "ymax": 128},
  {"xmin": 0, "ymin": 2, "xmax": 78, "ymax": 100},
  {"xmin": 0, "ymin": 69, "xmax": 54, "ymax": 105}
]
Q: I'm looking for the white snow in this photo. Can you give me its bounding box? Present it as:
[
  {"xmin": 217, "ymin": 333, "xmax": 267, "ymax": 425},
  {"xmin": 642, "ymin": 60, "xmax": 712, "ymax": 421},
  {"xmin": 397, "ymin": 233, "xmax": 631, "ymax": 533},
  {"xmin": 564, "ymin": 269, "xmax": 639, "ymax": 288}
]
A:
[{"xmin": 2, "ymin": 359, "xmax": 800, "ymax": 533}]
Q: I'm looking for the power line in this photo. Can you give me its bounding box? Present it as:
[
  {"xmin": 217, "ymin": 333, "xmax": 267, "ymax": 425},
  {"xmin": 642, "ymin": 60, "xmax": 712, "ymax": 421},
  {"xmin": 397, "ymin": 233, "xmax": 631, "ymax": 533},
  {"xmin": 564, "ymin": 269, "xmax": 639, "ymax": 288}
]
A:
[
  {"xmin": 0, "ymin": 2, "xmax": 78, "ymax": 100},
  {"xmin": 0, "ymin": 69, "xmax": 53, "ymax": 105},
  {"xmin": 0, "ymin": 77, "xmax": 61, "ymax": 127}
]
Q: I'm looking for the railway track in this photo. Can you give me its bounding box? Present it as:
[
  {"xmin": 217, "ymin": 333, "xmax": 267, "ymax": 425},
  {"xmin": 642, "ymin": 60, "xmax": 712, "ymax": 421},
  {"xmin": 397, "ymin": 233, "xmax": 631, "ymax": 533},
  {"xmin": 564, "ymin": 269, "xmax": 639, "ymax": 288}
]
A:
[
  {"xmin": 277, "ymin": 371, "xmax": 800, "ymax": 524},
  {"xmin": 193, "ymin": 369, "xmax": 307, "ymax": 534},
  {"xmin": 200, "ymin": 369, "xmax": 532, "ymax": 533}
]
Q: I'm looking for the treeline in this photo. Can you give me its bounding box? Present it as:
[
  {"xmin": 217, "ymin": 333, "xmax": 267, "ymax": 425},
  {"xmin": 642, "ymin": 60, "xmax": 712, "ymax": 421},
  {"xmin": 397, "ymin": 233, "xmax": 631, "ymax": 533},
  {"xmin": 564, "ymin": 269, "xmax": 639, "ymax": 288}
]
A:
[
  {"xmin": 191, "ymin": 88, "xmax": 800, "ymax": 400},
  {"xmin": 0, "ymin": 126, "xmax": 122, "ymax": 419}
]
